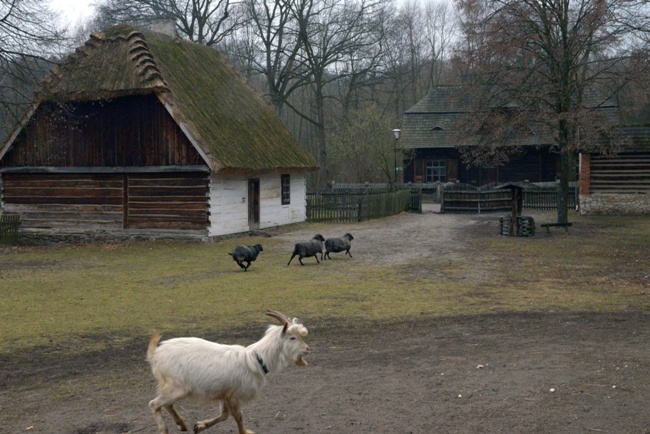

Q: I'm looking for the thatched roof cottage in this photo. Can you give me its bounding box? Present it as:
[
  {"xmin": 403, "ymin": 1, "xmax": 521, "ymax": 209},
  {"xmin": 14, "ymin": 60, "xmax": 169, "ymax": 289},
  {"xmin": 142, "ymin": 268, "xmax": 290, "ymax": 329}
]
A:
[{"xmin": 0, "ymin": 25, "xmax": 318, "ymax": 237}]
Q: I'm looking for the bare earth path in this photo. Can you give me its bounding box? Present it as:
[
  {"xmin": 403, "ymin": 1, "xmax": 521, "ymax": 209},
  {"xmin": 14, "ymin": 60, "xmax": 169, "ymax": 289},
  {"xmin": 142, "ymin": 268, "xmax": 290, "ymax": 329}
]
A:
[{"xmin": 1, "ymin": 209, "xmax": 648, "ymax": 434}]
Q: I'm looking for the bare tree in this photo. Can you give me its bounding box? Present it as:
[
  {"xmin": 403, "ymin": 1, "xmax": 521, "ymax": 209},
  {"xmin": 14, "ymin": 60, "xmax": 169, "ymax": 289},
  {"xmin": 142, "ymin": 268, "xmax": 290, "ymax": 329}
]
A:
[
  {"xmin": 238, "ymin": 0, "xmax": 305, "ymax": 115},
  {"xmin": 0, "ymin": 0, "xmax": 66, "ymax": 140},
  {"xmin": 452, "ymin": 0, "xmax": 650, "ymax": 224},
  {"xmin": 382, "ymin": 0, "xmax": 456, "ymax": 122},
  {"xmin": 289, "ymin": 0, "xmax": 390, "ymax": 187},
  {"xmin": 95, "ymin": 0, "xmax": 245, "ymax": 46},
  {"xmin": 422, "ymin": 0, "xmax": 456, "ymax": 91}
]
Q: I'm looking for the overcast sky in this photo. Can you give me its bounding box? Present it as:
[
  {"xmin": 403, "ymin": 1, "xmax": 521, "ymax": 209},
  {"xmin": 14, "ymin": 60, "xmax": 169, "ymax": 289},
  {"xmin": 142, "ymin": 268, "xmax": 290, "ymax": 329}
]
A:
[{"xmin": 49, "ymin": 0, "xmax": 95, "ymax": 26}]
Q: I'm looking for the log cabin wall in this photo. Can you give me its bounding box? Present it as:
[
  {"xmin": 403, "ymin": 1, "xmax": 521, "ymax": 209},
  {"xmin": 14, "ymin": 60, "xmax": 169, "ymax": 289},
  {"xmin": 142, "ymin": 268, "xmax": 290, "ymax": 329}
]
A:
[
  {"xmin": 2, "ymin": 95, "xmax": 204, "ymax": 167},
  {"xmin": 589, "ymin": 152, "xmax": 650, "ymax": 193},
  {"xmin": 1, "ymin": 172, "xmax": 210, "ymax": 231},
  {"xmin": 403, "ymin": 147, "xmax": 559, "ymax": 186},
  {"xmin": 126, "ymin": 172, "xmax": 209, "ymax": 230},
  {"xmin": 579, "ymin": 152, "xmax": 650, "ymax": 215},
  {"xmin": 1, "ymin": 95, "xmax": 211, "ymax": 232},
  {"xmin": 2, "ymin": 173, "xmax": 124, "ymax": 230}
]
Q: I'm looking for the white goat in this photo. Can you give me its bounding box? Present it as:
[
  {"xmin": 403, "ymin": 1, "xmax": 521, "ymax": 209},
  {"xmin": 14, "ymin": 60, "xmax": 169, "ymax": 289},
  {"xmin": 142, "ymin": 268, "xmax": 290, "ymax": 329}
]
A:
[{"xmin": 147, "ymin": 310, "xmax": 310, "ymax": 434}]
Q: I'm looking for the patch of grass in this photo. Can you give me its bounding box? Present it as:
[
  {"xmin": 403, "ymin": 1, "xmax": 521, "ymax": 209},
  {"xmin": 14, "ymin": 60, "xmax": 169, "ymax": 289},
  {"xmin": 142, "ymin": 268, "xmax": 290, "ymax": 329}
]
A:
[{"xmin": 0, "ymin": 213, "xmax": 648, "ymax": 354}]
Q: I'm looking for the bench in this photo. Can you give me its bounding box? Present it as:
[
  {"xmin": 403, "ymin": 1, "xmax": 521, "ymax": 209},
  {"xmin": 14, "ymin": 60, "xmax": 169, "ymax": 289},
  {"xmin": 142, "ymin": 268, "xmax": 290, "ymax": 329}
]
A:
[
  {"xmin": 540, "ymin": 222, "xmax": 572, "ymax": 233},
  {"xmin": 0, "ymin": 213, "xmax": 21, "ymax": 243}
]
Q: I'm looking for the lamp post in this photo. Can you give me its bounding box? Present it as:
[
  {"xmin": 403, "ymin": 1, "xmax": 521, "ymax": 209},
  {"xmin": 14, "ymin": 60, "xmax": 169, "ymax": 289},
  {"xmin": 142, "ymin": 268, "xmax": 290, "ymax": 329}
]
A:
[{"xmin": 392, "ymin": 128, "xmax": 401, "ymax": 184}]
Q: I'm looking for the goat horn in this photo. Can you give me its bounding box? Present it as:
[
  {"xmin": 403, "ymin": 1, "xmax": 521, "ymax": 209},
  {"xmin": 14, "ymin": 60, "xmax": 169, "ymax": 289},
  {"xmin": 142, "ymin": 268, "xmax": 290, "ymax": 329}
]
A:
[{"xmin": 265, "ymin": 310, "xmax": 291, "ymax": 324}]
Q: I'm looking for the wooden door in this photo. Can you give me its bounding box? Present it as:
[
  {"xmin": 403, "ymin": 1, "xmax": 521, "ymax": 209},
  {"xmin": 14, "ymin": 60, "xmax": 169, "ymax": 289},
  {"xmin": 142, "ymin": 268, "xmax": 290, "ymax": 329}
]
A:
[
  {"xmin": 447, "ymin": 159, "xmax": 459, "ymax": 182},
  {"xmin": 248, "ymin": 178, "xmax": 260, "ymax": 229}
]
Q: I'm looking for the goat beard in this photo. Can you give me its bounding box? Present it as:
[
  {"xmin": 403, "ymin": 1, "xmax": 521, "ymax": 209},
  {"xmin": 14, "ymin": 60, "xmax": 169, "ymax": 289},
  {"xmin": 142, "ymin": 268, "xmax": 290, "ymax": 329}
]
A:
[{"xmin": 295, "ymin": 356, "xmax": 308, "ymax": 367}]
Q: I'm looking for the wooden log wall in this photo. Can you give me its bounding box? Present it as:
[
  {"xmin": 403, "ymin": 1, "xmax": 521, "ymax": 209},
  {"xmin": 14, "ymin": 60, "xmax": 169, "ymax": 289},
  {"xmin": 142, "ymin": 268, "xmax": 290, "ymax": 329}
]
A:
[
  {"xmin": 2, "ymin": 95, "xmax": 203, "ymax": 167},
  {"xmin": 1, "ymin": 172, "xmax": 209, "ymax": 231},
  {"xmin": 126, "ymin": 173, "xmax": 209, "ymax": 230},
  {"xmin": 1, "ymin": 173, "xmax": 123, "ymax": 229},
  {"xmin": 590, "ymin": 153, "xmax": 650, "ymax": 193}
]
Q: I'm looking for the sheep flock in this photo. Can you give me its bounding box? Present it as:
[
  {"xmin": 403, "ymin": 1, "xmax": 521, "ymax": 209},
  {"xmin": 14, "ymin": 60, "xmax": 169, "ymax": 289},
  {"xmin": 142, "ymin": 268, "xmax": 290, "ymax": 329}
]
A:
[{"xmin": 228, "ymin": 233, "xmax": 354, "ymax": 270}]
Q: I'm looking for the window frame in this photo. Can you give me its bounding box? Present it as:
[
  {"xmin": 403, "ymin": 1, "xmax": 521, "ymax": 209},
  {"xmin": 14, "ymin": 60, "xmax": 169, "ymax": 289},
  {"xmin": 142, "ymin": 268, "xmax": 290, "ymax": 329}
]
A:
[
  {"xmin": 425, "ymin": 160, "xmax": 447, "ymax": 183},
  {"xmin": 281, "ymin": 174, "xmax": 291, "ymax": 205}
]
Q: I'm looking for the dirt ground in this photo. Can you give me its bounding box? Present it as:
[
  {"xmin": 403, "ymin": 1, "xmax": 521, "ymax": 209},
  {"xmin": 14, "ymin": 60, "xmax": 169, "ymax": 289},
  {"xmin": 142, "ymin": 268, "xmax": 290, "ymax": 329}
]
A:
[{"xmin": 1, "ymin": 208, "xmax": 649, "ymax": 434}]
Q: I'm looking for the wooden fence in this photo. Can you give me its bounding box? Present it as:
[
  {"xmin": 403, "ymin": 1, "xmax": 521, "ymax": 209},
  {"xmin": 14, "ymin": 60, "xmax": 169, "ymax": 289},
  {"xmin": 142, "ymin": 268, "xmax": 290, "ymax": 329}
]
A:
[
  {"xmin": 306, "ymin": 190, "xmax": 412, "ymax": 222},
  {"xmin": 0, "ymin": 213, "xmax": 21, "ymax": 243},
  {"xmin": 442, "ymin": 187, "xmax": 577, "ymax": 213},
  {"xmin": 524, "ymin": 188, "xmax": 577, "ymax": 210},
  {"xmin": 308, "ymin": 184, "xmax": 577, "ymax": 220}
]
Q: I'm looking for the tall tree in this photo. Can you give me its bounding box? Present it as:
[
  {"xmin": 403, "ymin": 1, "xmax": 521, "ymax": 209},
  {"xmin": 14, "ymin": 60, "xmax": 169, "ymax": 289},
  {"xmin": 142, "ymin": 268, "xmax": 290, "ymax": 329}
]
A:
[
  {"xmin": 240, "ymin": 0, "xmax": 305, "ymax": 115},
  {"xmin": 0, "ymin": 0, "xmax": 66, "ymax": 140},
  {"xmin": 291, "ymin": 0, "xmax": 390, "ymax": 187},
  {"xmin": 383, "ymin": 0, "xmax": 456, "ymax": 122},
  {"xmin": 453, "ymin": 0, "xmax": 650, "ymax": 224},
  {"xmin": 422, "ymin": 0, "xmax": 456, "ymax": 92}
]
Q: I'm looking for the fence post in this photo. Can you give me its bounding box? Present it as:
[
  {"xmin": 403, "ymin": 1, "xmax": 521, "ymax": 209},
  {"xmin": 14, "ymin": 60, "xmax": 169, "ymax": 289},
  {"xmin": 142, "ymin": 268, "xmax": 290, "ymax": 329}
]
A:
[{"xmin": 357, "ymin": 196, "xmax": 363, "ymax": 222}]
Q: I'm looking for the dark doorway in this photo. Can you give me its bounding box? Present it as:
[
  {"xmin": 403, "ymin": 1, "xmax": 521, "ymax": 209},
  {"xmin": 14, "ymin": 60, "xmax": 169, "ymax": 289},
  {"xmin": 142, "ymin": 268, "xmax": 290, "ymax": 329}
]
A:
[{"xmin": 248, "ymin": 178, "xmax": 260, "ymax": 229}]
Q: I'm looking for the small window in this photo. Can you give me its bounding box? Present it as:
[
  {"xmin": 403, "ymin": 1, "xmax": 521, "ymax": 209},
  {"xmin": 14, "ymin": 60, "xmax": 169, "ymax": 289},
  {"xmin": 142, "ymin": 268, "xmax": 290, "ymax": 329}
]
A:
[
  {"xmin": 432, "ymin": 126, "xmax": 443, "ymax": 131},
  {"xmin": 281, "ymin": 174, "xmax": 290, "ymax": 205},
  {"xmin": 426, "ymin": 160, "xmax": 446, "ymax": 183}
]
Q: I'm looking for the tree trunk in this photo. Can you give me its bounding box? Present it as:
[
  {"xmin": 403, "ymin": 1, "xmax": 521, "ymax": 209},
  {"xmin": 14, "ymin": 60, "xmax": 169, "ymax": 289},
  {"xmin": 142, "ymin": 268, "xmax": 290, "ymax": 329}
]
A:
[
  {"xmin": 318, "ymin": 128, "xmax": 328, "ymax": 187},
  {"xmin": 557, "ymin": 151, "xmax": 571, "ymax": 224},
  {"xmin": 315, "ymin": 87, "xmax": 329, "ymax": 187}
]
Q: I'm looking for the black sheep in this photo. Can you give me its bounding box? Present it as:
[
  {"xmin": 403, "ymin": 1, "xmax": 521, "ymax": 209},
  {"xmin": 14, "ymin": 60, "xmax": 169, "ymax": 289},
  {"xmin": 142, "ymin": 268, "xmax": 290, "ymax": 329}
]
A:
[
  {"xmin": 324, "ymin": 233, "xmax": 354, "ymax": 260},
  {"xmin": 287, "ymin": 234, "xmax": 325, "ymax": 266},
  {"xmin": 229, "ymin": 244, "xmax": 263, "ymax": 271}
]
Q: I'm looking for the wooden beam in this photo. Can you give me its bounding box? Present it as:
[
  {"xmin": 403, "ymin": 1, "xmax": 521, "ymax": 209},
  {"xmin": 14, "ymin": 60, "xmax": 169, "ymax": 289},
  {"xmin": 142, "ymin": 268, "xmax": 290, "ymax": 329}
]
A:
[{"xmin": 0, "ymin": 166, "xmax": 210, "ymax": 174}]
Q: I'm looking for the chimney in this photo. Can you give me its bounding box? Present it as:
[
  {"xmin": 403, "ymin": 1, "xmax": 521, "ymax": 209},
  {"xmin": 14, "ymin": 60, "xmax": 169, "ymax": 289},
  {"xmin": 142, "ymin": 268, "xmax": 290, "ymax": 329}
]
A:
[{"xmin": 150, "ymin": 19, "xmax": 177, "ymax": 37}]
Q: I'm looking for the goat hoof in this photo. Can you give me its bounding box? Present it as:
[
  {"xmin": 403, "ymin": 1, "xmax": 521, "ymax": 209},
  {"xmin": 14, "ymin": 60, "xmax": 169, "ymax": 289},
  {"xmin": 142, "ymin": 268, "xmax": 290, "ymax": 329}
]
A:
[{"xmin": 193, "ymin": 423, "xmax": 205, "ymax": 433}]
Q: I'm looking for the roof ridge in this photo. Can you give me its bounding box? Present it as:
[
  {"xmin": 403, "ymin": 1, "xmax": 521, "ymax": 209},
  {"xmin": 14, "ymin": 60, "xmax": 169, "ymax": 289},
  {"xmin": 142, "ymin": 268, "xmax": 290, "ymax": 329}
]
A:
[{"xmin": 125, "ymin": 31, "xmax": 169, "ymax": 90}]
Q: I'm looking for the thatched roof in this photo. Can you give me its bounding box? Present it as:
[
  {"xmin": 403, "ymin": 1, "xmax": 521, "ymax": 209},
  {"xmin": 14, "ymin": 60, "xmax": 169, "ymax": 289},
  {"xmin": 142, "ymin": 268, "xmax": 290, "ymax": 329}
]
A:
[{"xmin": 23, "ymin": 25, "xmax": 318, "ymax": 174}]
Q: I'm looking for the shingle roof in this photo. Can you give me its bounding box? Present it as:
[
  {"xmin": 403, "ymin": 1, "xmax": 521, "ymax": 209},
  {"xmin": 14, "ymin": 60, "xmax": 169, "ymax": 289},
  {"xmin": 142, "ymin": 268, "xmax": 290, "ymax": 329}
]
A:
[
  {"xmin": 28, "ymin": 25, "xmax": 319, "ymax": 173},
  {"xmin": 400, "ymin": 85, "xmax": 620, "ymax": 150},
  {"xmin": 404, "ymin": 85, "xmax": 471, "ymax": 114}
]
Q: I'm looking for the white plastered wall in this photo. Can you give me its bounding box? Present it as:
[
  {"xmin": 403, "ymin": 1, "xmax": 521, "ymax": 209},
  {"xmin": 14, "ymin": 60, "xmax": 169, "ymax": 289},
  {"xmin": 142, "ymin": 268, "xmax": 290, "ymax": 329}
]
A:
[{"xmin": 208, "ymin": 173, "xmax": 307, "ymax": 237}]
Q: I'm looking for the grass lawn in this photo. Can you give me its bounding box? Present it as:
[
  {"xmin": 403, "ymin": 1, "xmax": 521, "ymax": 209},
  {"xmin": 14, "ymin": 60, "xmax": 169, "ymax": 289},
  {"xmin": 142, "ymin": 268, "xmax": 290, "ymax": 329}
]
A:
[{"xmin": 0, "ymin": 211, "xmax": 648, "ymax": 354}]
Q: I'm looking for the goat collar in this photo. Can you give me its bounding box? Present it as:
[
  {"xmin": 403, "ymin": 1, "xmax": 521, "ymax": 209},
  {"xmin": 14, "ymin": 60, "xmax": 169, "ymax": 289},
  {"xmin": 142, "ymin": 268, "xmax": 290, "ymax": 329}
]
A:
[{"xmin": 254, "ymin": 351, "xmax": 269, "ymax": 374}]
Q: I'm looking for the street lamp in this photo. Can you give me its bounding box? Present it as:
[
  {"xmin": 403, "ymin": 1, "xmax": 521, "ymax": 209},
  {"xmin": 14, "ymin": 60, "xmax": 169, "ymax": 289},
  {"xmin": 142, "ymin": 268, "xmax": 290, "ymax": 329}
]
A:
[{"xmin": 392, "ymin": 128, "xmax": 401, "ymax": 183}]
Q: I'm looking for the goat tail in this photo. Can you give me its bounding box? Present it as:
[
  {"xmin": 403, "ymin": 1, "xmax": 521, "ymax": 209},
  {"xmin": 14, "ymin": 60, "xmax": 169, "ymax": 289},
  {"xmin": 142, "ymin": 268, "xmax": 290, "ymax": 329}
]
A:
[{"xmin": 147, "ymin": 331, "xmax": 162, "ymax": 362}]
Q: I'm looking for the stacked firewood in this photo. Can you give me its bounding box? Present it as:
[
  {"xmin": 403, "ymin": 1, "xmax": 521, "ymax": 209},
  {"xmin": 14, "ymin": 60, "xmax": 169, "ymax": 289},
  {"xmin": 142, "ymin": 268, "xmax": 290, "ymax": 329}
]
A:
[{"xmin": 499, "ymin": 216, "xmax": 535, "ymax": 237}]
